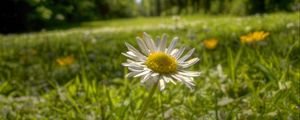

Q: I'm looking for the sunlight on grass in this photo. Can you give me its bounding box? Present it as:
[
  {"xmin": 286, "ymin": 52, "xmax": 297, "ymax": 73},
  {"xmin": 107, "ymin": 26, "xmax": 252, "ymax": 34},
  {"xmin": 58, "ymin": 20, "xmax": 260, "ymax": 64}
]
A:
[{"xmin": 0, "ymin": 12, "xmax": 299, "ymax": 119}]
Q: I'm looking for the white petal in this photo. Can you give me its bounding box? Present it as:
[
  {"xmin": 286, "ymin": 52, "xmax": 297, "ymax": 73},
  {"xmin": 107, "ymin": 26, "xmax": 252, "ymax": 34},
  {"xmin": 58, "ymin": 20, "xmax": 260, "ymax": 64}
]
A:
[
  {"xmin": 158, "ymin": 34, "xmax": 167, "ymax": 51},
  {"xmin": 170, "ymin": 49, "xmax": 178, "ymax": 56},
  {"xmin": 121, "ymin": 62, "xmax": 131, "ymax": 67},
  {"xmin": 122, "ymin": 63, "xmax": 145, "ymax": 70},
  {"xmin": 143, "ymin": 32, "xmax": 156, "ymax": 52},
  {"xmin": 147, "ymin": 74, "xmax": 159, "ymax": 84},
  {"xmin": 179, "ymin": 58, "xmax": 199, "ymax": 68},
  {"xmin": 159, "ymin": 79, "xmax": 166, "ymax": 91},
  {"xmin": 178, "ymin": 71, "xmax": 201, "ymax": 77},
  {"xmin": 170, "ymin": 74, "xmax": 182, "ymax": 82},
  {"xmin": 122, "ymin": 60, "xmax": 144, "ymax": 67},
  {"xmin": 126, "ymin": 51, "xmax": 145, "ymax": 61},
  {"xmin": 136, "ymin": 37, "xmax": 150, "ymax": 55},
  {"xmin": 173, "ymin": 47, "xmax": 185, "ymax": 59},
  {"xmin": 155, "ymin": 36, "xmax": 160, "ymax": 50},
  {"xmin": 127, "ymin": 65, "xmax": 143, "ymax": 70},
  {"xmin": 151, "ymin": 73, "xmax": 159, "ymax": 77},
  {"xmin": 126, "ymin": 59, "xmax": 143, "ymax": 64},
  {"xmin": 134, "ymin": 70, "xmax": 151, "ymax": 77},
  {"xmin": 167, "ymin": 37, "xmax": 178, "ymax": 54},
  {"xmin": 128, "ymin": 66, "xmax": 144, "ymax": 72},
  {"xmin": 125, "ymin": 42, "xmax": 147, "ymax": 60},
  {"xmin": 163, "ymin": 76, "xmax": 169, "ymax": 82},
  {"xmin": 122, "ymin": 52, "xmax": 138, "ymax": 60},
  {"xmin": 141, "ymin": 73, "xmax": 151, "ymax": 83},
  {"xmin": 173, "ymin": 74, "xmax": 195, "ymax": 89},
  {"xmin": 163, "ymin": 76, "xmax": 176, "ymax": 85},
  {"xmin": 123, "ymin": 59, "xmax": 144, "ymax": 66},
  {"xmin": 178, "ymin": 48, "xmax": 195, "ymax": 63},
  {"xmin": 122, "ymin": 52, "xmax": 145, "ymax": 62},
  {"xmin": 180, "ymin": 75, "xmax": 195, "ymax": 86},
  {"xmin": 126, "ymin": 71, "xmax": 141, "ymax": 77},
  {"xmin": 127, "ymin": 51, "xmax": 135, "ymax": 56}
]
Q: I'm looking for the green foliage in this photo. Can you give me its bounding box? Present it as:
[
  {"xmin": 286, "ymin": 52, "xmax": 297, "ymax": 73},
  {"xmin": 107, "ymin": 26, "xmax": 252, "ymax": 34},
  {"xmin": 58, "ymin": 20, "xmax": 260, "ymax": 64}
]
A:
[
  {"xmin": 140, "ymin": 0, "xmax": 299, "ymax": 16},
  {"xmin": 0, "ymin": 12, "xmax": 299, "ymax": 119},
  {"xmin": 2, "ymin": 0, "xmax": 299, "ymax": 33},
  {"xmin": 1, "ymin": 0, "xmax": 138, "ymax": 33}
]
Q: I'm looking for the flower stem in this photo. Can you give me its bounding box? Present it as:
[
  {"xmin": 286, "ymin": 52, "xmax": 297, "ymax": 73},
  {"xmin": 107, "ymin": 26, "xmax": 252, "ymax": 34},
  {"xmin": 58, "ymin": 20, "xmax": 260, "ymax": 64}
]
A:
[{"xmin": 137, "ymin": 82, "xmax": 158, "ymax": 120}]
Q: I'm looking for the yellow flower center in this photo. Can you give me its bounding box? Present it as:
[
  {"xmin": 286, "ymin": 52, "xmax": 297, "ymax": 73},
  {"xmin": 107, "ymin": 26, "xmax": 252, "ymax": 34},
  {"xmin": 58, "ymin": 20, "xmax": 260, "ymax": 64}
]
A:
[{"xmin": 145, "ymin": 52, "xmax": 177, "ymax": 74}]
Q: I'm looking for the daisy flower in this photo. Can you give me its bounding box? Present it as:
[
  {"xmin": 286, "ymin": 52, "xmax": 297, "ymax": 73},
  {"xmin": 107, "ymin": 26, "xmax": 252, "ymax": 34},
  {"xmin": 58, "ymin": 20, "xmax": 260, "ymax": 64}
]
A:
[{"xmin": 122, "ymin": 32, "xmax": 201, "ymax": 91}]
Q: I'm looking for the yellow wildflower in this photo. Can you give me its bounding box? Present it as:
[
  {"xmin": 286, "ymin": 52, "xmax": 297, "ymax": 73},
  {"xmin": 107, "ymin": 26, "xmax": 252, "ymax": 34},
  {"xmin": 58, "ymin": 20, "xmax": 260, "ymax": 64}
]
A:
[
  {"xmin": 240, "ymin": 35, "xmax": 254, "ymax": 43},
  {"xmin": 251, "ymin": 31, "xmax": 269, "ymax": 41},
  {"xmin": 203, "ymin": 38, "xmax": 218, "ymax": 49},
  {"xmin": 56, "ymin": 55, "xmax": 75, "ymax": 66},
  {"xmin": 240, "ymin": 31, "xmax": 269, "ymax": 43}
]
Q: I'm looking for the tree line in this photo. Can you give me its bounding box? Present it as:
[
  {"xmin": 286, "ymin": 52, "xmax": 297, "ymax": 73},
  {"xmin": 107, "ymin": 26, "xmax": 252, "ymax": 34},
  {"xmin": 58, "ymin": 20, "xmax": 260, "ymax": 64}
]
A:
[{"xmin": 1, "ymin": 0, "xmax": 298, "ymax": 33}]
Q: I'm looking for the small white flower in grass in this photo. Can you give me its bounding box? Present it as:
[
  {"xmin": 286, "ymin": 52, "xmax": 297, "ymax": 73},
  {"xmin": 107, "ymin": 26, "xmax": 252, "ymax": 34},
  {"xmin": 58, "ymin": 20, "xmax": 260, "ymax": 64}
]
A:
[{"xmin": 122, "ymin": 32, "xmax": 201, "ymax": 91}]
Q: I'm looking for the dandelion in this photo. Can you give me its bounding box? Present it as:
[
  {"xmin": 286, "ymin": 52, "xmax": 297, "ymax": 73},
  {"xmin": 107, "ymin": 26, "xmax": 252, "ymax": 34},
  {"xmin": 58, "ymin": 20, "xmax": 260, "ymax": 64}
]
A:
[
  {"xmin": 240, "ymin": 35, "xmax": 254, "ymax": 43},
  {"xmin": 240, "ymin": 31, "xmax": 269, "ymax": 43},
  {"xmin": 203, "ymin": 38, "xmax": 218, "ymax": 50},
  {"xmin": 56, "ymin": 55, "xmax": 74, "ymax": 66},
  {"xmin": 122, "ymin": 32, "xmax": 201, "ymax": 91},
  {"xmin": 251, "ymin": 31, "xmax": 269, "ymax": 41}
]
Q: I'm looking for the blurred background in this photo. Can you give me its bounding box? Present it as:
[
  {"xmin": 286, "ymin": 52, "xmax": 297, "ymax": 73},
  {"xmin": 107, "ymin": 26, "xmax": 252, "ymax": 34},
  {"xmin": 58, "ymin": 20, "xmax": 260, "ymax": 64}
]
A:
[
  {"xmin": 0, "ymin": 0, "xmax": 299, "ymax": 119},
  {"xmin": 1, "ymin": 0, "xmax": 299, "ymax": 33}
]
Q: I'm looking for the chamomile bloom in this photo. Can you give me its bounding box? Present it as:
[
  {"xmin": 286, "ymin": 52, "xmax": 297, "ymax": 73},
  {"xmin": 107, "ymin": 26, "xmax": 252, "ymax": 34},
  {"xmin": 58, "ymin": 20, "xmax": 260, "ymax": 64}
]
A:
[{"xmin": 122, "ymin": 32, "xmax": 201, "ymax": 91}]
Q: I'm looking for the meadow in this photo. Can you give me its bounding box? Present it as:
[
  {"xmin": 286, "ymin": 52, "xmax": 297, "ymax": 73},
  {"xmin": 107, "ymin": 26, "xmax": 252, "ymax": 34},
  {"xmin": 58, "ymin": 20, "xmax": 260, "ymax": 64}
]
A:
[{"xmin": 0, "ymin": 12, "xmax": 299, "ymax": 119}]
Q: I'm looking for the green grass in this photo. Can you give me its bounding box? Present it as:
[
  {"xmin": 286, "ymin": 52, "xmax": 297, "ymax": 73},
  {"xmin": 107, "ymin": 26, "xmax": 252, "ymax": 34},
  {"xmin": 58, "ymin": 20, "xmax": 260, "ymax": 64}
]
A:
[{"xmin": 0, "ymin": 12, "xmax": 299, "ymax": 119}]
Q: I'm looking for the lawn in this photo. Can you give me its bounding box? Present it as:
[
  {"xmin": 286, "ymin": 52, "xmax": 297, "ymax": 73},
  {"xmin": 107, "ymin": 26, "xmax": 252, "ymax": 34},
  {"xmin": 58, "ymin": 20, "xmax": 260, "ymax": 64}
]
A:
[{"xmin": 0, "ymin": 12, "xmax": 299, "ymax": 119}]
